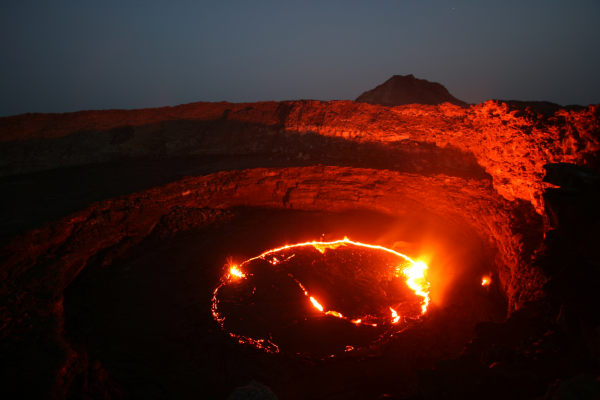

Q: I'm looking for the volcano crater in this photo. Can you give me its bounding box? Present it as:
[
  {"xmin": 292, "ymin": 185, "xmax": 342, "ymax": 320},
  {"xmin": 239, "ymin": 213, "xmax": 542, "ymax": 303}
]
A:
[
  {"xmin": 4, "ymin": 98, "xmax": 594, "ymax": 399},
  {"xmin": 54, "ymin": 166, "xmax": 537, "ymax": 399}
]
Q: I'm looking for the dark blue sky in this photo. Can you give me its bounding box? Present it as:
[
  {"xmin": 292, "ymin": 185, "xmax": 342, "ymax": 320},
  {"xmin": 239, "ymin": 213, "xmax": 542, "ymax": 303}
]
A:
[{"xmin": 2, "ymin": 0, "xmax": 599, "ymax": 117}]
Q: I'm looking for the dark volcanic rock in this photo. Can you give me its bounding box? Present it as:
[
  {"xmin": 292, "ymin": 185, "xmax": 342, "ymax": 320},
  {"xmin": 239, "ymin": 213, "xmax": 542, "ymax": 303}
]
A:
[
  {"xmin": 2, "ymin": 99, "xmax": 598, "ymax": 214},
  {"xmin": 355, "ymin": 74, "xmax": 469, "ymax": 107},
  {"xmin": 0, "ymin": 92, "xmax": 599, "ymax": 399},
  {"xmin": 410, "ymin": 164, "xmax": 600, "ymax": 400},
  {"xmin": 0, "ymin": 166, "xmax": 544, "ymax": 398},
  {"xmin": 494, "ymin": 100, "xmax": 586, "ymax": 116}
]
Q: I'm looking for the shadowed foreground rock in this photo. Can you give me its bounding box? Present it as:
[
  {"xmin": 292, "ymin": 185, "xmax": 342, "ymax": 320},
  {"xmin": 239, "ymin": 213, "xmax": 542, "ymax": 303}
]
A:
[
  {"xmin": 228, "ymin": 381, "xmax": 278, "ymax": 400},
  {"xmin": 406, "ymin": 163, "xmax": 600, "ymax": 400}
]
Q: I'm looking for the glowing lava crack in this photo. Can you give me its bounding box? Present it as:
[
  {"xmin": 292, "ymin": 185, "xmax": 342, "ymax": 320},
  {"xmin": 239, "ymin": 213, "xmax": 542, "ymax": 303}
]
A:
[{"xmin": 212, "ymin": 238, "xmax": 430, "ymax": 357}]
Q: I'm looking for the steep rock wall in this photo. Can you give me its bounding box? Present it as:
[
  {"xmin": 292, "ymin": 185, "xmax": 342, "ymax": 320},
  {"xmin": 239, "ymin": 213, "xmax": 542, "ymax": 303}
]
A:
[{"xmin": 1, "ymin": 101, "xmax": 598, "ymax": 213}]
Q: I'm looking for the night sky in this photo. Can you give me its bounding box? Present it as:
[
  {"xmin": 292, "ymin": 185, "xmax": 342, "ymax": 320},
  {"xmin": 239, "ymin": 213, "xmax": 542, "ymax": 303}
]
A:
[{"xmin": 1, "ymin": 0, "xmax": 599, "ymax": 117}]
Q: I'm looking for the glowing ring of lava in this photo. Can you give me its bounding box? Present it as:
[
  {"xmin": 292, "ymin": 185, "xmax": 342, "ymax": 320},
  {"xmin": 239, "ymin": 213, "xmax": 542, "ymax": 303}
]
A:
[{"xmin": 212, "ymin": 237, "xmax": 430, "ymax": 356}]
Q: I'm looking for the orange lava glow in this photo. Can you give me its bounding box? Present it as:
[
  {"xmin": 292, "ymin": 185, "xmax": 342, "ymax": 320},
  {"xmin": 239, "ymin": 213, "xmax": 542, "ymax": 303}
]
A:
[
  {"xmin": 242, "ymin": 236, "xmax": 431, "ymax": 315},
  {"xmin": 390, "ymin": 308, "xmax": 401, "ymax": 324},
  {"xmin": 212, "ymin": 237, "xmax": 431, "ymax": 354},
  {"xmin": 310, "ymin": 296, "xmax": 324, "ymax": 312},
  {"xmin": 312, "ymin": 241, "xmax": 345, "ymax": 254},
  {"xmin": 402, "ymin": 261, "xmax": 430, "ymax": 313},
  {"xmin": 229, "ymin": 265, "xmax": 245, "ymax": 279},
  {"xmin": 326, "ymin": 310, "xmax": 343, "ymax": 318}
]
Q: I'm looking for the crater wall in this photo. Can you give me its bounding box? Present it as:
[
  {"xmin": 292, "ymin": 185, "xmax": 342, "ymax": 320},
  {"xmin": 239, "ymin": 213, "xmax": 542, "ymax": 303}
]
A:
[
  {"xmin": 1, "ymin": 99, "xmax": 599, "ymax": 398},
  {"xmin": 0, "ymin": 166, "xmax": 545, "ymax": 396},
  {"xmin": 1, "ymin": 100, "xmax": 598, "ymax": 212}
]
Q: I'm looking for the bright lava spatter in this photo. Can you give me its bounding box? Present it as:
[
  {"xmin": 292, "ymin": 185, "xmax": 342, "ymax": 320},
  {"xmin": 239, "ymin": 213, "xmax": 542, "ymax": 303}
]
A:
[{"xmin": 211, "ymin": 237, "xmax": 430, "ymax": 354}]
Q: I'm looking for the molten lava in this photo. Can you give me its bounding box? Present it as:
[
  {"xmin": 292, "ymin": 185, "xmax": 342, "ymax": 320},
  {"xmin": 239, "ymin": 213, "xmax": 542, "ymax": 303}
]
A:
[
  {"xmin": 310, "ymin": 297, "xmax": 324, "ymax": 312},
  {"xmin": 229, "ymin": 265, "xmax": 245, "ymax": 279},
  {"xmin": 391, "ymin": 308, "xmax": 401, "ymax": 324},
  {"xmin": 212, "ymin": 237, "xmax": 430, "ymax": 356},
  {"xmin": 402, "ymin": 261, "xmax": 429, "ymax": 313}
]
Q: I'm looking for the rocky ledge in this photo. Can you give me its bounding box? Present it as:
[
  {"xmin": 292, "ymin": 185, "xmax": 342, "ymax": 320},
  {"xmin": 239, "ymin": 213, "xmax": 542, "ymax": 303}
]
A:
[{"xmin": 1, "ymin": 100, "xmax": 598, "ymax": 214}]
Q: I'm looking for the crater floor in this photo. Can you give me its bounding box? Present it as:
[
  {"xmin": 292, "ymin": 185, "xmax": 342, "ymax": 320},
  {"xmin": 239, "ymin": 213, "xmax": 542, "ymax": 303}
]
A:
[{"xmin": 64, "ymin": 208, "xmax": 506, "ymax": 400}]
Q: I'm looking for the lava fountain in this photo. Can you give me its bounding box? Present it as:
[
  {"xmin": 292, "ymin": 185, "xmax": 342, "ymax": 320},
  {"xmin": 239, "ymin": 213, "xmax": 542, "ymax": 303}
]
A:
[{"xmin": 212, "ymin": 237, "xmax": 430, "ymax": 358}]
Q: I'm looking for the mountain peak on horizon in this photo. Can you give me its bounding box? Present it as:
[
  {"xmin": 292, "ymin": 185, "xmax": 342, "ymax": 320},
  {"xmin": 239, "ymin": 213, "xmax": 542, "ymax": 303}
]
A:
[{"xmin": 355, "ymin": 74, "xmax": 468, "ymax": 107}]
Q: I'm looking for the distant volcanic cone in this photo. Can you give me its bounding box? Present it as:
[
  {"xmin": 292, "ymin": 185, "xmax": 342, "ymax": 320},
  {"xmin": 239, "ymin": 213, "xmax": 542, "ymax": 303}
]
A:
[{"xmin": 356, "ymin": 74, "xmax": 468, "ymax": 107}]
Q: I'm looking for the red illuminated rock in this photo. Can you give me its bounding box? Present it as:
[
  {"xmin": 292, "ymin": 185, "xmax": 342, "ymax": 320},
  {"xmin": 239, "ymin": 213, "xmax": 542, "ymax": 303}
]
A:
[
  {"xmin": 0, "ymin": 94, "xmax": 597, "ymax": 396},
  {"xmin": 0, "ymin": 168, "xmax": 542, "ymax": 341},
  {"xmin": 1, "ymin": 100, "xmax": 598, "ymax": 214},
  {"xmin": 0, "ymin": 165, "xmax": 552, "ymax": 397},
  {"xmin": 0, "ymin": 94, "xmax": 598, "ymax": 398}
]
